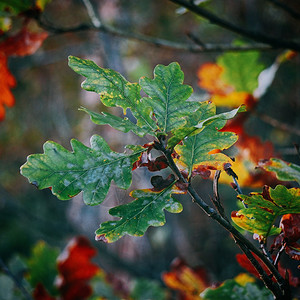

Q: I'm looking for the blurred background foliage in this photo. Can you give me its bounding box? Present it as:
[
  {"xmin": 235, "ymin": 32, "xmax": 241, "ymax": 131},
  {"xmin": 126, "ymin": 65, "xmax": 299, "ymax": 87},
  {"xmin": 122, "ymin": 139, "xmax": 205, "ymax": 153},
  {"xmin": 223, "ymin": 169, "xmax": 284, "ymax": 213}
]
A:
[{"xmin": 0, "ymin": 0, "xmax": 299, "ymax": 295}]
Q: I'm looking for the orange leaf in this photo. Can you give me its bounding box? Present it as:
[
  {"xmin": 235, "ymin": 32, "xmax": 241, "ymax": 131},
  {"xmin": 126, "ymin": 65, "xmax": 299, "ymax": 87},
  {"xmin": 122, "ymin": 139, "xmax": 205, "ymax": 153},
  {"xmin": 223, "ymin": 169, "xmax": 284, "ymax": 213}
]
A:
[
  {"xmin": 162, "ymin": 258, "xmax": 209, "ymax": 300},
  {"xmin": 197, "ymin": 63, "xmax": 255, "ymax": 108},
  {"xmin": 219, "ymin": 134, "xmax": 279, "ymax": 188},
  {"xmin": 0, "ymin": 26, "xmax": 48, "ymax": 120},
  {"xmin": 56, "ymin": 236, "xmax": 100, "ymax": 300},
  {"xmin": 197, "ymin": 63, "xmax": 233, "ymax": 95}
]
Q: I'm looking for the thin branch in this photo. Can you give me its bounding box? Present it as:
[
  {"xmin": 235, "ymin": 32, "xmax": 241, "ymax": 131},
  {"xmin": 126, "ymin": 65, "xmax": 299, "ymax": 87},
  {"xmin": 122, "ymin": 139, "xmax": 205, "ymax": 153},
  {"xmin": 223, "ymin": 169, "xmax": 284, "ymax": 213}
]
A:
[
  {"xmin": 155, "ymin": 141, "xmax": 288, "ymax": 299},
  {"xmin": 255, "ymin": 111, "xmax": 300, "ymax": 137},
  {"xmin": 82, "ymin": 0, "xmax": 101, "ymax": 28},
  {"xmin": 169, "ymin": 0, "xmax": 300, "ymax": 51},
  {"xmin": 212, "ymin": 170, "xmax": 228, "ymax": 220},
  {"xmin": 266, "ymin": 0, "xmax": 300, "ymax": 20},
  {"xmin": 36, "ymin": 16, "xmax": 274, "ymax": 53},
  {"xmin": 0, "ymin": 257, "xmax": 33, "ymax": 300}
]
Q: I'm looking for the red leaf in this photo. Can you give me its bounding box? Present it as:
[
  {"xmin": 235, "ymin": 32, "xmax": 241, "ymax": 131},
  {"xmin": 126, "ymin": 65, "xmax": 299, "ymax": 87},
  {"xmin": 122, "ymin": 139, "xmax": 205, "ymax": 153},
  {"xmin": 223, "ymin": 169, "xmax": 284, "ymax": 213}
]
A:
[
  {"xmin": 33, "ymin": 283, "xmax": 56, "ymax": 300},
  {"xmin": 0, "ymin": 53, "xmax": 16, "ymax": 120},
  {"xmin": 272, "ymin": 214, "xmax": 300, "ymax": 261},
  {"xmin": 236, "ymin": 253, "xmax": 271, "ymax": 280},
  {"xmin": 278, "ymin": 264, "xmax": 300, "ymax": 287},
  {"xmin": 236, "ymin": 253, "xmax": 300, "ymax": 287},
  {"xmin": 56, "ymin": 236, "xmax": 100, "ymax": 300},
  {"xmin": 0, "ymin": 26, "xmax": 48, "ymax": 57},
  {"xmin": 280, "ymin": 214, "xmax": 300, "ymax": 243}
]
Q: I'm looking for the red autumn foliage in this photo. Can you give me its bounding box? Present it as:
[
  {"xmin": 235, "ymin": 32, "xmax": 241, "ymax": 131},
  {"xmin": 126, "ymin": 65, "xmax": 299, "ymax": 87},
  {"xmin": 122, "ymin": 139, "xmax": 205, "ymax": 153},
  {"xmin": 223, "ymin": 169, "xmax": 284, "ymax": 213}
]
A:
[
  {"xmin": 133, "ymin": 152, "xmax": 169, "ymax": 172},
  {"xmin": 0, "ymin": 25, "xmax": 48, "ymax": 120},
  {"xmin": 0, "ymin": 53, "xmax": 16, "ymax": 120},
  {"xmin": 56, "ymin": 236, "xmax": 100, "ymax": 300},
  {"xmin": 272, "ymin": 214, "xmax": 300, "ymax": 261},
  {"xmin": 236, "ymin": 253, "xmax": 300, "ymax": 287},
  {"xmin": 162, "ymin": 258, "xmax": 210, "ymax": 300}
]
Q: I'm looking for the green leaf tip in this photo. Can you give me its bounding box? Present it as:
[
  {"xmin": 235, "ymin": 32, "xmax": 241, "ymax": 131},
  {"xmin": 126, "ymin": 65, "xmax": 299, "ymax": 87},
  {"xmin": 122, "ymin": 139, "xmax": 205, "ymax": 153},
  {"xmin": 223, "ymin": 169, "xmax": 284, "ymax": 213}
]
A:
[
  {"xmin": 140, "ymin": 61, "xmax": 196, "ymax": 134},
  {"xmin": 20, "ymin": 135, "xmax": 144, "ymax": 206}
]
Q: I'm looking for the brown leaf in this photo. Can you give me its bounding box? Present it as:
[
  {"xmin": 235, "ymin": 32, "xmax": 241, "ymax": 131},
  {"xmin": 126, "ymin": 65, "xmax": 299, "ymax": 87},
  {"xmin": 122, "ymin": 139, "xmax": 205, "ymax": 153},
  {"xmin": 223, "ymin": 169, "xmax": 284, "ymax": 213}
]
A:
[{"xmin": 151, "ymin": 174, "xmax": 175, "ymax": 191}]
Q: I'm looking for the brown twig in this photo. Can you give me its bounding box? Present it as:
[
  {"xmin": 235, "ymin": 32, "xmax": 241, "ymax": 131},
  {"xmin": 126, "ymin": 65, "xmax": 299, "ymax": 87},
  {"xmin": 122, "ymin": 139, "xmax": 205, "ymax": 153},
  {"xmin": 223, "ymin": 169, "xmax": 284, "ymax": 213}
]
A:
[
  {"xmin": 36, "ymin": 15, "xmax": 274, "ymax": 53},
  {"xmin": 255, "ymin": 111, "xmax": 300, "ymax": 137},
  {"xmin": 169, "ymin": 0, "xmax": 300, "ymax": 51},
  {"xmin": 155, "ymin": 141, "xmax": 289, "ymax": 299},
  {"xmin": 266, "ymin": 0, "xmax": 300, "ymax": 20},
  {"xmin": 212, "ymin": 170, "xmax": 228, "ymax": 220}
]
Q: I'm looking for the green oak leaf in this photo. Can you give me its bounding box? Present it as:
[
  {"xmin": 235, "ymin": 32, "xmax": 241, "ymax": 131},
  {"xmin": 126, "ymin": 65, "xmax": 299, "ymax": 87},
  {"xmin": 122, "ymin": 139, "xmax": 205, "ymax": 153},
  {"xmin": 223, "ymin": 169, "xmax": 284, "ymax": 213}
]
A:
[
  {"xmin": 174, "ymin": 121, "xmax": 238, "ymax": 178},
  {"xmin": 95, "ymin": 184, "xmax": 183, "ymax": 243},
  {"xmin": 202, "ymin": 279, "xmax": 273, "ymax": 300},
  {"xmin": 168, "ymin": 100, "xmax": 216, "ymax": 148},
  {"xmin": 218, "ymin": 51, "xmax": 265, "ymax": 93},
  {"xmin": 259, "ymin": 158, "xmax": 300, "ymax": 185},
  {"xmin": 140, "ymin": 62, "xmax": 196, "ymax": 134},
  {"xmin": 168, "ymin": 101, "xmax": 245, "ymax": 148},
  {"xmin": 20, "ymin": 135, "xmax": 144, "ymax": 206},
  {"xmin": 68, "ymin": 56, "xmax": 156, "ymax": 135},
  {"xmin": 80, "ymin": 106, "xmax": 149, "ymax": 137},
  {"xmin": 232, "ymin": 185, "xmax": 300, "ymax": 238}
]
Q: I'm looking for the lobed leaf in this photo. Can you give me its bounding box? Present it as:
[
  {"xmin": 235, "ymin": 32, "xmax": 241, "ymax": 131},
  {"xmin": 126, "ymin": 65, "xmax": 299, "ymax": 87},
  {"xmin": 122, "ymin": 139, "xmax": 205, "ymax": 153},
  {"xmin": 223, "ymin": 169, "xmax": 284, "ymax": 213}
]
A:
[
  {"xmin": 140, "ymin": 62, "xmax": 196, "ymax": 134},
  {"xmin": 232, "ymin": 185, "xmax": 300, "ymax": 238},
  {"xmin": 167, "ymin": 100, "xmax": 216, "ymax": 148},
  {"xmin": 80, "ymin": 106, "xmax": 149, "ymax": 137},
  {"xmin": 174, "ymin": 121, "xmax": 238, "ymax": 178},
  {"xmin": 20, "ymin": 135, "xmax": 144, "ymax": 206},
  {"xmin": 95, "ymin": 184, "xmax": 183, "ymax": 243},
  {"xmin": 259, "ymin": 158, "xmax": 300, "ymax": 185},
  {"xmin": 68, "ymin": 56, "xmax": 156, "ymax": 135},
  {"xmin": 168, "ymin": 101, "xmax": 244, "ymax": 148}
]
